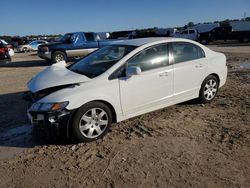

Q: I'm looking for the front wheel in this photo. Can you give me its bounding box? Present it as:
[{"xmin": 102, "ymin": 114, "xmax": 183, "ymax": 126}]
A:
[
  {"xmin": 71, "ymin": 102, "xmax": 112, "ymax": 142},
  {"xmin": 198, "ymin": 75, "xmax": 219, "ymax": 103}
]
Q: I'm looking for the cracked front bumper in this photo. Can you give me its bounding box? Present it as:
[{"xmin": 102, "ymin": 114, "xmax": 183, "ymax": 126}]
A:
[{"xmin": 27, "ymin": 109, "xmax": 73, "ymax": 137}]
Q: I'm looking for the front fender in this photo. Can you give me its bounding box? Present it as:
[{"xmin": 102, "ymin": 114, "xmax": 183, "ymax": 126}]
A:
[{"xmin": 38, "ymin": 79, "xmax": 122, "ymax": 120}]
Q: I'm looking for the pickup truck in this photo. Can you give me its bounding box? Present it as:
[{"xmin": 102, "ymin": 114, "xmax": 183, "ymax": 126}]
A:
[
  {"xmin": 173, "ymin": 28, "xmax": 199, "ymax": 41},
  {"xmin": 199, "ymin": 21, "xmax": 250, "ymax": 44},
  {"xmin": 38, "ymin": 32, "xmax": 120, "ymax": 63}
]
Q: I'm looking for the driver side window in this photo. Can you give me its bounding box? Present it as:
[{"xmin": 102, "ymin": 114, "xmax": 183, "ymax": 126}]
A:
[{"xmin": 127, "ymin": 44, "xmax": 169, "ymax": 72}]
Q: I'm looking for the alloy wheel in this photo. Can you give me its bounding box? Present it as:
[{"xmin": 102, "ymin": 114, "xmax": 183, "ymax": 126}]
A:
[
  {"xmin": 204, "ymin": 79, "xmax": 217, "ymax": 100},
  {"xmin": 55, "ymin": 54, "xmax": 65, "ymax": 62},
  {"xmin": 78, "ymin": 108, "xmax": 109, "ymax": 139}
]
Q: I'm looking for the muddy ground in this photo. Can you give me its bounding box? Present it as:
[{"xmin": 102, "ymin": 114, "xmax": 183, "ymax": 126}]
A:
[{"xmin": 0, "ymin": 43, "xmax": 249, "ymax": 188}]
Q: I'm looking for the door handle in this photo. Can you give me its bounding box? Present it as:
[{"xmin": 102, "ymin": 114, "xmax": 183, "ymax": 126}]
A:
[
  {"xmin": 159, "ymin": 71, "xmax": 169, "ymax": 77},
  {"xmin": 195, "ymin": 63, "xmax": 203, "ymax": 68}
]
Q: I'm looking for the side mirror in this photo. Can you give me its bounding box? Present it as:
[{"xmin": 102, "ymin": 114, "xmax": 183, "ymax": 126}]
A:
[{"xmin": 126, "ymin": 66, "xmax": 141, "ymax": 77}]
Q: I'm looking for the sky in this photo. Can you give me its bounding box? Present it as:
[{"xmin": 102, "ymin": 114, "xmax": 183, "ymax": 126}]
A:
[{"xmin": 1, "ymin": 0, "xmax": 250, "ymax": 36}]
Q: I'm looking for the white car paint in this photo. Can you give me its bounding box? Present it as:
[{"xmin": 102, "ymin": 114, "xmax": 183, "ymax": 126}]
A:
[{"xmin": 28, "ymin": 38, "xmax": 227, "ymax": 122}]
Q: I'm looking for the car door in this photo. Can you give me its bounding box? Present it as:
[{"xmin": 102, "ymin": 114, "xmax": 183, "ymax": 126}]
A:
[
  {"xmin": 33, "ymin": 41, "xmax": 43, "ymax": 50},
  {"xmin": 30, "ymin": 41, "xmax": 37, "ymax": 50},
  {"xmin": 171, "ymin": 42, "xmax": 207, "ymax": 100},
  {"xmin": 66, "ymin": 33, "xmax": 84, "ymax": 57},
  {"xmin": 119, "ymin": 43, "xmax": 173, "ymax": 116}
]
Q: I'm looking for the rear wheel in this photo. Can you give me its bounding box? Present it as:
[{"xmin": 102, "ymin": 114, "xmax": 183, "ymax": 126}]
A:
[
  {"xmin": 52, "ymin": 51, "xmax": 66, "ymax": 64},
  {"xmin": 23, "ymin": 47, "xmax": 28, "ymax": 53},
  {"xmin": 243, "ymin": 36, "xmax": 249, "ymax": 43},
  {"xmin": 200, "ymin": 38, "xmax": 208, "ymax": 45},
  {"xmin": 198, "ymin": 75, "xmax": 219, "ymax": 103},
  {"xmin": 71, "ymin": 102, "xmax": 112, "ymax": 142}
]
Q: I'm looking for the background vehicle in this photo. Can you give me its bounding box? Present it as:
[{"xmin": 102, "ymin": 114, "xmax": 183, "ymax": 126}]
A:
[
  {"xmin": 17, "ymin": 40, "xmax": 47, "ymax": 53},
  {"xmin": 0, "ymin": 39, "xmax": 14, "ymax": 57},
  {"xmin": 0, "ymin": 41, "xmax": 11, "ymax": 63},
  {"xmin": 10, "ymin": 37, "xmax": 29, "ymax": 49},
  {"xmin": 174, "ymin": 28, "xmax": 199, "ymax": 40},
  {"xmin": 26, "ymin": 38, "xmax": 227, "ymax": 142},
  {"xmin": 37, "ymin": 32, "xmax": 121, "ymax": 63},
  {"xmin": 198, "ymin": 21, "xmax": 250, "ymax": 44}
]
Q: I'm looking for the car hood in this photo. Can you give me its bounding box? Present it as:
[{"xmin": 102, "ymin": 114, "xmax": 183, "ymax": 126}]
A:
[{"xmin": 28, "ymin": 62, "xmax": 90, "ymax": 93}]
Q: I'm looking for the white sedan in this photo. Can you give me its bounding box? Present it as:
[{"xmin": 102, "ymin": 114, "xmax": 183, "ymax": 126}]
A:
[
  {"xmin": 27, "ymin": 38, "xmax": 227, "ymax": 142},
  {"xmin": 17, "ymin": 40, "xmax": 47, "ymax": 53}
]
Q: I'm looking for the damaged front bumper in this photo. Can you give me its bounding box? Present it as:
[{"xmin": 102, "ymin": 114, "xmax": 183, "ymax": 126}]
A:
[
  {"xmin": 23, "ymin": 91, "xmax": 74, "ymax": 137},
  {"xmin": 27, "ymin": 108, "xmax": 73, "ymax": 137}
]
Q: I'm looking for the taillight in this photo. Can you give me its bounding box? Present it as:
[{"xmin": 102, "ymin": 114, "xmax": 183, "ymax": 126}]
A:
[
  {"xmin": 40, "ymin": 46, "xmax": 49, "ymax": 52},
  {"xmin": 0, "ymin": 48, "xmax": 5, "ymax": 53}
]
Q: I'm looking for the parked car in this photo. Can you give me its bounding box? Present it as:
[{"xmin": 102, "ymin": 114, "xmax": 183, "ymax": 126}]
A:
[
  {"xmin": 17, "ymin": 40, "xmax": 47, "ymax": 53},
  {"xmin": 26, "ymin": 38, "xmax": 227, "ymax": 142},
  {"xmin": 198, "ymin": 21, "xmax": 250, "ymax": 44},
  {"xmin": 198, "ymin": 26, "xmax": 232, "ymax": 44},
  {"xmin": 10, "ymin": 37, "xmax": 29, "ymax": 49},
  {"xmin": 174, "ymin": 28, "xmax": 199, "ymax": 41},
  {"xmin": 37, "ymin": 32, "xmax": 121, "ymax": 63},
  {"xmin": 0, "ymin": 39, "xmax": 15, "ymax": 57},
  {"xmin": 0, "ymin": 41, "xmax": 11, "ymax": 63}
]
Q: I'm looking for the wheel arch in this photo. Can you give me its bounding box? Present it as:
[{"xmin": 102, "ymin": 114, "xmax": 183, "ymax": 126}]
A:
[
  {"xmin": 66, "ymin": 99, "xmax": 118, "ymax": 138},
  {"xmin": 51, "ymin": 49, "xmax": 67, "ymax": 57},
  {"xmin": 208, "ymin": 73, "xmax": 220, "ymax": 85},
  {"xmin": 91, "ymin": 100, "xmax": 117, "ymax": 123}
]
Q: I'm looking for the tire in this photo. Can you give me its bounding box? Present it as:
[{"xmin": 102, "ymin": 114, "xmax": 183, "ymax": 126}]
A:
[
  {"xmin": 198, "ymin": 75, "xmax": 219, "ymax": 103},
  {"xmin": 23, "ymin": 47, "xmax": 28, "ymax": 53},
  {"xmin": 242, "ymin": 36, "xmax": 249, "ymax": 43},
  {"xmin": 200, "ymin": 38, "xmax": 208, "ymax": 45},
  {"xmin": 51, "ymin": 51, "xmax": 66, "ymax": 64},
  {"xmin": 71, "ymin": 102, "xmax": 112, "ymax": 142}
]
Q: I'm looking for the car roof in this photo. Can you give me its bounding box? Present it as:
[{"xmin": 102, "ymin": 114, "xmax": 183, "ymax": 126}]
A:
[{"xmin": 115, "ymin": 37, "xmax": 194, "ymax": 47}]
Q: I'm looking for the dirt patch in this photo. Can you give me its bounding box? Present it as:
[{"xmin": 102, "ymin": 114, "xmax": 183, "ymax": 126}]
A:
[{"xmin": 0, "ymin": 47, "xmax": 249, "ymax": 187}]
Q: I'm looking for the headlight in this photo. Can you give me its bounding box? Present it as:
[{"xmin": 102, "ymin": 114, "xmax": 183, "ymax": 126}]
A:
[{"xmin": 30, "ymin": 101, "xmax": 69, "ymax": 112}]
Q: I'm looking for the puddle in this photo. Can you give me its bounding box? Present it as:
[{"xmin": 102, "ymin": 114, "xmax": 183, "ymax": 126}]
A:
[
  {"xmin": 239, "ymin": 62, "xmax": 250, "ymax": 69},
  {"xmin": 229, "ymin": 61, "xmax": 250, "ymax": 72}
]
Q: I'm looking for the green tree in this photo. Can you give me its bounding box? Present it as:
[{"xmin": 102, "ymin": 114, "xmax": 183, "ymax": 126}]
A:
[{"xmin": 187, "ymin": 22, "xmax": 194, "ymax": 27}]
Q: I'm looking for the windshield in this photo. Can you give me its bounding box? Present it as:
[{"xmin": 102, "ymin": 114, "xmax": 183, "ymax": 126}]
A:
[
  {"xmin": 30, "ymin": 41, "xmax": 36, "ymax": 45},
  {"xmin": 69, "ymin": 45, "xmax": 136, "ymax": 78}
]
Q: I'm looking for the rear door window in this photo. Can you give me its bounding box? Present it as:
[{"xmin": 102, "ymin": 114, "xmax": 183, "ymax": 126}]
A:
[
  {"xmin": 171, "ymin": 42, "xmax": 205, "ymax": 63},
  {"xmin": 85, "ymin": 33, "xmax": 95, "ymax": 41}
]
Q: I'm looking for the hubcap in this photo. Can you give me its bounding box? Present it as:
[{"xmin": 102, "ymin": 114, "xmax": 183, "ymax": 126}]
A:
[
  {"xmin": 79, "ymin": 108, "xmax": 108, "ymax": 139},
  {"xmin": 204, "ymin": 79, "xmax": 217, "ymax": 100},
  {"xmin": 55, "ymin": 54, "xmax": 64, "ymax": 62}
]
